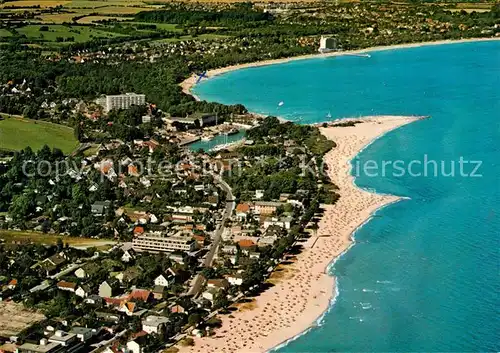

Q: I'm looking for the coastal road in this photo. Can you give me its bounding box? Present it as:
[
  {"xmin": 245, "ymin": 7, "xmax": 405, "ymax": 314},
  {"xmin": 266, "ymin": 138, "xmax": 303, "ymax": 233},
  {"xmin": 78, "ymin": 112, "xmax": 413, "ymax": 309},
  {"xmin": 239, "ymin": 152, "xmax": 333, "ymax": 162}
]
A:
[{"xmin": 186, "ymin": 174, "xmax": 235, "ymax": 297}]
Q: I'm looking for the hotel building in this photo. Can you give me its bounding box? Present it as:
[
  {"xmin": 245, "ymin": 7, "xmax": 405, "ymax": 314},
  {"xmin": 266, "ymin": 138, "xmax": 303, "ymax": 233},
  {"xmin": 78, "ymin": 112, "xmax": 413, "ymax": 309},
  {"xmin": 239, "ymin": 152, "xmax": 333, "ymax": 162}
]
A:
[
  {"xmin": 132, "ymin": 232, "xmax": 197, "ymax": 253},
  {"xmin": 102, "ymin": 93, "xmax": 146, "ymax": 112}
]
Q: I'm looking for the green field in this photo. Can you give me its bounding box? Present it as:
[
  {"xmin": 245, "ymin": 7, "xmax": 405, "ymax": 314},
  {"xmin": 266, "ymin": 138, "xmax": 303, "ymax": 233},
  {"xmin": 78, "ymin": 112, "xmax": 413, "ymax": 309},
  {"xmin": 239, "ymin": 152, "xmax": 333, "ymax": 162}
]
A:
[
  {"xmin": 125, "ymin": 22, "xmax": 183, "ymax": 31},
  {"xmin": 0, "ymin": 116, "xmax": 78, "ymax": 154},
  {"xmin": 0, "ymin": 29, "xmax": 12, "ymax": 37},
  {"xmin": 16, "ymin": 24, "xmax": 125, "ymax": 43}
]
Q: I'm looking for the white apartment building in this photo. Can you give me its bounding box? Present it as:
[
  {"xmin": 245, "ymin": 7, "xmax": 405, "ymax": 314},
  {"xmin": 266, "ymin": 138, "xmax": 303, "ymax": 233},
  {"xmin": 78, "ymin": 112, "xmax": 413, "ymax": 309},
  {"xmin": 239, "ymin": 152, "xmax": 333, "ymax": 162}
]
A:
[
  {"xmin": 103, "ymin": 93, "xmax": 146, "ymax": 112},
  {"xmin": 132, "ymin": 232, "xmax": 197, "ymax": 253}
]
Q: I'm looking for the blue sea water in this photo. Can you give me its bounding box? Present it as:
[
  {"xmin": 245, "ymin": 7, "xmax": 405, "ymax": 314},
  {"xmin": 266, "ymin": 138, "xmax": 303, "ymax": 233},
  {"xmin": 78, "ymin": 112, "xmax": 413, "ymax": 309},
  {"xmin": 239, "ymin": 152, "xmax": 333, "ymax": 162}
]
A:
[{"xmin": 194, "ymin": 41, "xmax": 500, "ymax": 352}]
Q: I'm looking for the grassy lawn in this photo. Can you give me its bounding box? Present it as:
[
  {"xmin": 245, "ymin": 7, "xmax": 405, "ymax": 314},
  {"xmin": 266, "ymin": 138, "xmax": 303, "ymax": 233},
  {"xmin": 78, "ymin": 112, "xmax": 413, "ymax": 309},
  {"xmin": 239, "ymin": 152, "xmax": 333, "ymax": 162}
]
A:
[
  {"xmin": 0, "ymin": 229, "xmax": 116, "ymax": 247},
  {"xmin": 0, "ymin": 116, "xmax": 78, "ymax": 154},
  {"xmin": 124, "ymin": 22, "xmax": 183, "ymax": 32},
  {"xmin": 16, "ymin": 24, "xmax": 126, "ymax": 43},
  {"xmin": 0, "ymin": 29, "xmax": 12, "ymax": 37}
]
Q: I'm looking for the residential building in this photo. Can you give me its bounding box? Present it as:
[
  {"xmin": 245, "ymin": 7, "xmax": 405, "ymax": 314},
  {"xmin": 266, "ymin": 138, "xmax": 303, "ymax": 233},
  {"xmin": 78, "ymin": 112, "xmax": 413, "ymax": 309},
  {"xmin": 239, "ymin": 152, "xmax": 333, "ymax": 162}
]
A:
[
  {"xmin": 102, "ymin": 93, "xmax": 146, "ymax": 113},
  {"xmin": 118, "ymin": 301, "xmax": 137, "ymax": 316},
  {"xmin": 207, "ymin": 279, "xmax": 229, "ymax": 290},
  {"xmin": 235, "ymin": 203, "xmax": 251, "ymax": 220},
  {"xmin": 222, "ymin": 245, "xmax": 237, "ymax": 254},
  {"xmin": 227, "ymin": 274, "xmax": 243, "ymax": 286},
  {"xmin": 39, "ymin": 253, "xmax": 67, "ymax": 275},
  {"xmin": 74, "ymin": 268, "xmax": 86, "ymax": 279},
  {"xmin": 132, "ymin": 232, "xmax": 197, "ymax": 253},
  {"xmin": 152, "ymin": 285, "xmax": 165, "ymax": 300},
  {"xmin": 254, "ymin": 201, "xmax": 283, "ymax": 215},
  {"xmin": 98, "ymin": 281, "xmax": 113, "ymax": 298},
  {"xmin": 154, "ymin": 274, "xmax": 170, "ymax": 287},
  {"xmin": 126, "ymin": 335, "xmax": 149, "ymax": 353},
  {"xmin": 201, "ymin": 287, "xmax": 220, "ymax": 301},
  {"xmin": 57, "ymin": 281, "xmax": 76, "ymax": 293},
  {"xmin": 263, "ymin": 216, "xmax": 293, "ymax": 230},
  {"xmin": 91, "ymin": 201, "xmax": 111, "ymax": 216},
  {"xmin": 142, "ymin": 315, "xmax": 170, "ymax": 334},
  {"xmin": 170, "ymin": 304, "xmax": 186, "ymax": 314},
  {"xmin": 121, "ymin": 250, "xmax": 135, "ymax": 263},
  {"xmin": 75, "ymin": 286, "xmax": 89, "ymax": 298},
  {"xmin": 128, "ymin": 289, "xmax": 152, "ymax": 302}
]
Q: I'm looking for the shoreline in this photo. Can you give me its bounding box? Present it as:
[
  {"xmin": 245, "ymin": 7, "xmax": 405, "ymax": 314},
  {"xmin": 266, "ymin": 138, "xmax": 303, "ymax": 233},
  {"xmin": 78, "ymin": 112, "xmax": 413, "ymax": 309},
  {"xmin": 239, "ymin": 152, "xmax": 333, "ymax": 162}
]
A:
[
  {"xmin": 177, "ymin": 115, "xmax": 426, "ymax": 353},
  {"xmin": 180, "ymin": 37, "xmax": 500, "ymax": 99}
]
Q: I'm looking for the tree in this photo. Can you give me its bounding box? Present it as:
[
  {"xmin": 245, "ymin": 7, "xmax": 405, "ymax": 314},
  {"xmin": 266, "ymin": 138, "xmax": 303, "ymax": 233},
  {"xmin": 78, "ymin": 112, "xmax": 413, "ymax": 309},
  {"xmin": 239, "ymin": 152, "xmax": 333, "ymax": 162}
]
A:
[
  {"xmin": 56, "ymin": 238, "xmax": 64, "ymax": 251},
  {"xmin": 213, "ymin": 292, "xmax": 229, "ymax": 310},
  {"xmin": 74, "ymin": 124, "xmax": 84, "ymax": 142},
  {"xmin": 187, "ymin": 313, "xmax": 201, "ymax": 327}
]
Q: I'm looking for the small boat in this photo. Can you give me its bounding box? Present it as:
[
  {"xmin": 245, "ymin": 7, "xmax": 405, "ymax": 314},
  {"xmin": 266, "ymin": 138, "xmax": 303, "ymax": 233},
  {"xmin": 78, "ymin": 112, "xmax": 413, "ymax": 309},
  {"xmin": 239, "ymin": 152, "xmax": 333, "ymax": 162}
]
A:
[
  {"xmin": 326, "ymin": 112, "xmax": 332, "ymax": 119},
  {"xmin": 278, "ymin": 101, "xmax": 284, "ymax": 107}
]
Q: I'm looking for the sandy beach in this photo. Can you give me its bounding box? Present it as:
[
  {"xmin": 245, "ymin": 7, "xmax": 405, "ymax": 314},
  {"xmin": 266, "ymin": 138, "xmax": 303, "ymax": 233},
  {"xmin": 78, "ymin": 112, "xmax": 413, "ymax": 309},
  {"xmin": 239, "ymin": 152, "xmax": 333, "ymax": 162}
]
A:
[
  {"xmin": 180, "ymin": 37, "xmax": 500, "ymax": 99},
  {"xmin": 178, "ymin": 115, "xmax": 425, "ymax": 353}
]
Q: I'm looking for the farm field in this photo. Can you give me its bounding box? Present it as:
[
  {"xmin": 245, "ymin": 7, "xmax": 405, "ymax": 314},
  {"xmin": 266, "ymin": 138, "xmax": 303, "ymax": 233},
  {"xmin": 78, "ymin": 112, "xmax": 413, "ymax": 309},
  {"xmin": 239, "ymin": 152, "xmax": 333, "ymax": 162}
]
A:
[
  {"xmin": 76, "ymin": 15, "xmax": 134, "ymax": 23},
  {"xmin": 124, "ymin": 22, "xmax": 184, "ymax": 31},
  {"xmin": 0, "ymin": 116, "xmax": 78, "ymax": 154},
  {"xmin": 16, "ymin": 24, "xmax": 126, "ymax": 43},
  {"xmin": 38, "ymin": 12, "xmax": 82, "ymax": 23},
  {"xmin": 0, "ymin": 0, "xmax": 69, "ymax": 8}
]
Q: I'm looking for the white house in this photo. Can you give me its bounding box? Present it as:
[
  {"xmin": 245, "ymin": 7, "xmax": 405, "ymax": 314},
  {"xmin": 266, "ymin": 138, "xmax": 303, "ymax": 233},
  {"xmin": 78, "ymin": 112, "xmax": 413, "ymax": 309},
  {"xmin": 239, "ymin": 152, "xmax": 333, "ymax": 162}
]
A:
[
  {"xmin": 98, "ymin": 281, "xmax": 113, "ymax": 298},
  {"xmin": 227, "ymin": 274, "xmax": 243, "ymax": 286},
  {"xmin": 127, "ymin": 338, "xmax": 146, "ymax": 353},
  {"xmin": 142, "ymin": 315, "xmax": 170, "ymax": 334},
  {"xmin": 201, "ymin": 288, "xmax": 220, "ymax": 302},
  {"xmin": 263, "ymin": 217, "xmax": 292, "ymax": 230},
  {"xmin": 154, "ymin": 274, "xmax": 170, "ymax": 287},
  {"xmin": 75, "ymin": 286, "xmax": 89, "ymax": 298},
  {"xmin": 74, "ymin": 268, "xmax": 87, "ymax": 279},
  {"xmin": 121, "ymin": 250, "xmax": 135, "ymax": 263}
]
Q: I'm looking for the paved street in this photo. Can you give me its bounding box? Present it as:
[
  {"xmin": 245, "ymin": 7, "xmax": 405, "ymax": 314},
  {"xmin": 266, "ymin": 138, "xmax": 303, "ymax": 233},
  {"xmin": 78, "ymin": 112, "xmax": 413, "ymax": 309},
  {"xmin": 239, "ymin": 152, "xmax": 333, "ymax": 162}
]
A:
[{"xmin": 186, "ymin": 174, "xmax": 235, "ymax": 297}]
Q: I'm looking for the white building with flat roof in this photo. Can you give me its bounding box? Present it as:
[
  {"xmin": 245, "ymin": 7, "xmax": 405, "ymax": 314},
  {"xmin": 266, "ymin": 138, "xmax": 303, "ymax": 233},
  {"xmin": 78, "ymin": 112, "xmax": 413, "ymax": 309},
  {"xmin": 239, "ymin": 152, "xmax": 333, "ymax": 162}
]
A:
[
  {"xmin": 102, "ymin": 93, "xmax": 146, "ymax": 112},
  {"xmin": 133, "ymin": 232, "xmax": 197, "ymax": 253}
]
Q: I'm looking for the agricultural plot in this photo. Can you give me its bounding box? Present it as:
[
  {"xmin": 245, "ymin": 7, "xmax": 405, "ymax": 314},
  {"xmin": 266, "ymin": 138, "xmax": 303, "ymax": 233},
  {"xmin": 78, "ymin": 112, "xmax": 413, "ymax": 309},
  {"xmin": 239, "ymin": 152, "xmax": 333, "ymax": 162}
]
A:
[
  {"xmin": 0, "ymin": 0, "xmax": 69, "ymax": 8},
  {"xmin": 91, "ymin": 6, "xmax": 157, "ymax": 14},
  {"xmin": 38, "ymin": 12, "xmax": 81, "ymax": 23},
  {"xmin": 16, "ymin": 24, "xmax": 126, "ymax": 43},
  {"xmin": 76, "ymin": 15, "xmax": 134, "ymax": 23},
  {"xmin": 0, "ymin": 116, "xmax": 78, "ymax": 154},
  {"xmin": 124, "ymin": 22, "xmax": 184, "ymax": 31}
]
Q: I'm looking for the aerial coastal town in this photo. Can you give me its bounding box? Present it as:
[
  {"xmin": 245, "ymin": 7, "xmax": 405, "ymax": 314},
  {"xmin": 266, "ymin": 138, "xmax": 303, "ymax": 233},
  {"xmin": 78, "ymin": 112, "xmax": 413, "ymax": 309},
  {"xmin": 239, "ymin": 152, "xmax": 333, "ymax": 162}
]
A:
[{"xmin": 0, "ymin": 1, "xmax": 499, "ymax": 353}]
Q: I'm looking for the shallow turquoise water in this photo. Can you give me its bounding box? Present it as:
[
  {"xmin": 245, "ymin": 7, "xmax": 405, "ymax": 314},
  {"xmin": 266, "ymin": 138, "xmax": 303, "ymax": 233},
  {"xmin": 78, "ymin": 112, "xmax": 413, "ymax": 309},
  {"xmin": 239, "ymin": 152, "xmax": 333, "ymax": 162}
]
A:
[{"xmin": 194, "ymin": 41, "xmax": 500, "ymax": 352}]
